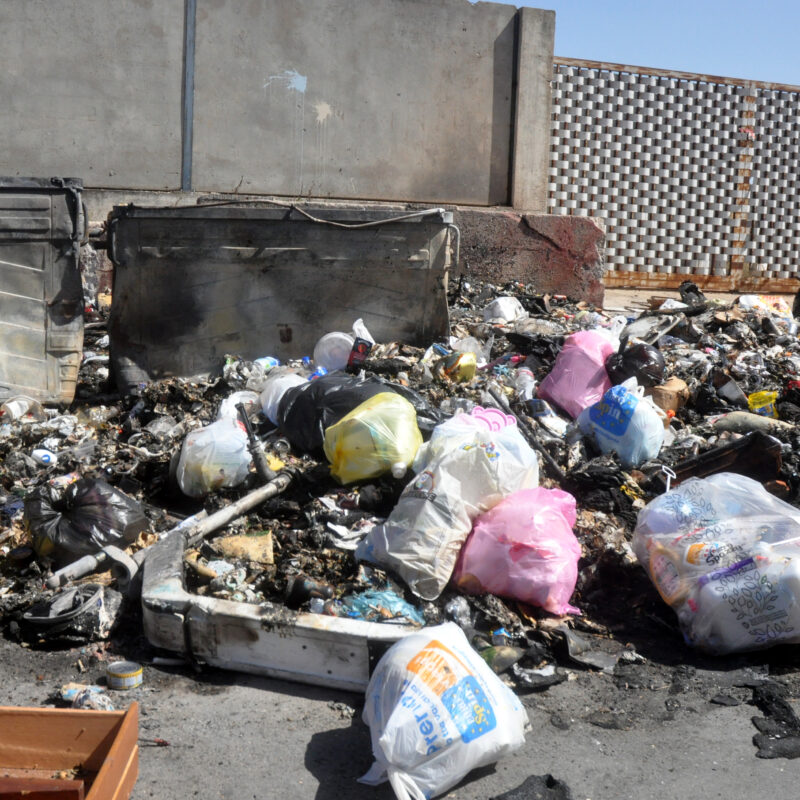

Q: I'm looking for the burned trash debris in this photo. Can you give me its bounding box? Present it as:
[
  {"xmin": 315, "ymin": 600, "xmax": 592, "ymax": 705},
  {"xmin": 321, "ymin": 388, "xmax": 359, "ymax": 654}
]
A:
[{"xmin": 5, "ymin": 275, "xmax": 800, "ymax": 794}]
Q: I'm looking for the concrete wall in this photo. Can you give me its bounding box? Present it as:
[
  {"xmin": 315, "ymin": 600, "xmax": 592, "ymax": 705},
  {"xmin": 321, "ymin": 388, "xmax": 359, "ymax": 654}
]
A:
[
  {"xmin": 193, "ymin": 0, "xmax": 517, "ymax": 204},
  {"xmin": 0, "ymin": 0, "xmax": 555, "ymax": 210},
  {"xmin": 0, "ymin": 0, "xmax": 184, "ymax": 189}
]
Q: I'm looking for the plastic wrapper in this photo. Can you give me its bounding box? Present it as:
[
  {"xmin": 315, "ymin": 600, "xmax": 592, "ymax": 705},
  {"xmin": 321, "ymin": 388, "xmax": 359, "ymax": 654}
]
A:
[
  {"xmin": 339, "ymin": 590, "xmax": 425, "ymax": 625},
  {"xmin": 356, "ymin": 413, "xmax": 539, "ymax": 600},
  {"xmin": 453, "ymin": 487, "xmax": 581, "ymax": 615},
  {"xmin": 360, "ymin": 622, "xmax": 528, "ymax": 800},
  {"xmin": 605, "ymin": 342, "xmax": 666, "ymax": 387},
  {"xmin": 176, "ymin": 418, "xmax": 252, "ymax": 498},
  {"xmin": 24, "ymin": 479, "xmax": 148, "ymax": 561},
  {"xmin": 748, "ymin": 390, "xmax": 779, "ymax": 418},
  {"xmin": 632, "ymin": 473, "xmax": 800, "ymax": 654},
  {"xmin": 537, "ymin": 330, "xmax": 615, "ymax": 419},
  {"xmin": 323, "ymin": 392, "xmax": 423, "ymax": 484},
  {"xmin": 278, "ymin": 373, "xmax": 443, "ymax": 453},
  {"xmin": 578, "ymin": 378, "xmax": 666, "ymax": 468}
]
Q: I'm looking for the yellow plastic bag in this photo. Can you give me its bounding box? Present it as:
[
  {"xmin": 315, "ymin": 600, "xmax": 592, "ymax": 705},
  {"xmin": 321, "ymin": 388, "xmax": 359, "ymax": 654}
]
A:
[{"xmin": 323, "ymin": 392, "xmax": 423, "ymax": 484}]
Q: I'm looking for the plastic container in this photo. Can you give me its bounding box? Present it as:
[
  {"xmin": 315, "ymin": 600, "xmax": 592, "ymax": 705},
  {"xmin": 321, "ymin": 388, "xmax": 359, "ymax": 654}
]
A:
[
  {"xmin": 514, "ymin": 367, "xmax": 537, "ymax": 401},
  {"xmin": 313, "ymin": 331, "xmax": 355, "ymax": 371},
  {"xmin": 0, "ymin": 395, "xmax": 46, "ymax": 423}
]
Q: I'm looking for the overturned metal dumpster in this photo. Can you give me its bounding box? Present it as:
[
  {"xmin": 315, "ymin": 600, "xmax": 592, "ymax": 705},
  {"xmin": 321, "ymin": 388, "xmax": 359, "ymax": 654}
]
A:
[
  {"xmin": 107, "ymin": 204, "xmax": 456, "ymax": 393},
  {"xmin": 141, "ymin": 530, "xmax": 415, "ymax": 691},
  {"xmin": 0, "ymin": 177, "xmax": 85, "ymax": 405}
]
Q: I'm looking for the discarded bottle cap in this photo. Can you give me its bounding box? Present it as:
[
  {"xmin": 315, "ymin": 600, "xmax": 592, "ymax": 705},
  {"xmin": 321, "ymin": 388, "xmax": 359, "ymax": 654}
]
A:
[
  {"xmin": 106, "ymin": 660, "xmax": 143, "ymax": 690},
  {"xmin": 390, "ymin": 461, "xmax": 408, "ymax": 479}
]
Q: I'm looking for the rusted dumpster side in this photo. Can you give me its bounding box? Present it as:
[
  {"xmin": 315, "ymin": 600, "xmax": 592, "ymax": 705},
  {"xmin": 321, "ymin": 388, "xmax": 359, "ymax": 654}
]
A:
[{"xmin": 107, "ymin": 205, "xmax": 455, "ymax": 392}]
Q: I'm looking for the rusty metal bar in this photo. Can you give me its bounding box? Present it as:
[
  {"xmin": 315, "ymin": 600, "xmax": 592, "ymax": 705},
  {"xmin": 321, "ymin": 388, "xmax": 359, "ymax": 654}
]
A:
[{"xmin": 603, "ymin": 272, "xmax": 799, "ymax": 294}]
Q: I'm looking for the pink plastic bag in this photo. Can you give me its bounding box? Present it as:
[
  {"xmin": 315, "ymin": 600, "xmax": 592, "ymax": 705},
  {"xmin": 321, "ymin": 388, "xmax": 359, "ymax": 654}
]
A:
[
  {"xmin": 537, "ymin": 330, "xmax": 615, "ymax": 419},
  {"xmin": 453, "ymin": 487, "xmax": 581, "ymax": 615}
]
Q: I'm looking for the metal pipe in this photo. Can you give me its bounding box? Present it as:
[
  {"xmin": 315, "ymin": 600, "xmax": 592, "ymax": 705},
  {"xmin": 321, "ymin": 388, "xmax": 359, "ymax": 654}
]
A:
[{"xmin": 183, "ymin": 471, "xmax": 292, "ymax": 548}]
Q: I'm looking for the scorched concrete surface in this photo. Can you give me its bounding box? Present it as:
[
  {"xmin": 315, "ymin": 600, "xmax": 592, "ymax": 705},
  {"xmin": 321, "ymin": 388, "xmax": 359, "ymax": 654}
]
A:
[{"xmin": 0, "ymin": 636, "xmax": 797, "ymax": 800}]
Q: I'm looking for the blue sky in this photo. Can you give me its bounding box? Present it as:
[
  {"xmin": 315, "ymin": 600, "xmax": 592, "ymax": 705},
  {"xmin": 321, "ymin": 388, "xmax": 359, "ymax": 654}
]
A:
[{"xmin": 483, "ymin": 0, "xmax": 800, "ymax": 86}]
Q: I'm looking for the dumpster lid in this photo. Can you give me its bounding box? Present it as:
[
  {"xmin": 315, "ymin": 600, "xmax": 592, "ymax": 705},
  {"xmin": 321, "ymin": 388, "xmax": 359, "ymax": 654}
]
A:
[
  {"xmin": 108, "ymin": 202, "xmax": 453, "ymax": 225},
  {"xmin": 0, "ymin": 177, "xmax": 83, "ymax": 191}
]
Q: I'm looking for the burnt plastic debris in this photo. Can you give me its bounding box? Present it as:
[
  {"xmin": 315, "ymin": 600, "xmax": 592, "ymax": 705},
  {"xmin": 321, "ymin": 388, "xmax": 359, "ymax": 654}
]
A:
[
  {"xmin": 490, "ymin": 774, "xmax": 574, "ymax": 800},
  {"xmin": 678, "ymin": 280, "xmax": 707, "ymax": 309},
  {"xmin": 19, "ymin": 583, "xmax": 123, "ymax": 645},
  {"xmin": 24, "ymin": 477, "xmax": 148, "ymax": 562},
  {"xmin": 751, "ymin": 682, "xmax": 800, "ymax": 759},
  {"xmin": 605, "ymin": 341, "xmax": 666, "ymax": 387},
  {"xmin": 284, "ymin": 574, "xmax": 335, "ymax": 609},
  {"xmin": 650, "ymin": 431, "xmax": 783, "ymax": 492}
]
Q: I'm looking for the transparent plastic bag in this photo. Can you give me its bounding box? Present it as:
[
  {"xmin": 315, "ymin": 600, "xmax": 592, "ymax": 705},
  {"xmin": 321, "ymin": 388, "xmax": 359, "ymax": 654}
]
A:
[
  {"xmin": 577, "ymin": 378, "xmax": 666, "ymax": 468},
  {"xmin": 360, "ymin": 622, "xmax": 528, "ymax": 800},
  {"xmin": 356, "ymin": 414, "xmax": 539, "ymax": 600},
  {"xmin": 537, "ymin": 330, "xmax": 615, "ymax": 419},
  {"xmin": 216, "ymin": 390, "xmax": 261, "ymax": 421},
  {"xmin": 323, "ymin": 392, "xmax": 423, "ymax": 484},
  {"xmin": 632, "ymin": 473, "xmax": 800, "ymax": 654},
  {"xmin": 453, "ymin": 487, "xmax": 581, "ymax": 615},
  {"xmin": 176, "ymin": 418, "xmax": 251, "ymax": 498}
]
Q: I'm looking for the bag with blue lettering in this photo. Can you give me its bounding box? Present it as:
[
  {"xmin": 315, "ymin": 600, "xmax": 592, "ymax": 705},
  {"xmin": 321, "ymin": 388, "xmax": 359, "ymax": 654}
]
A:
[
  {"xmin": 360, "ymin": 622, "xmax": 528, "ymax": 800},
  {"xmin": 577, "ymin": 378, "xmax": 665, "ymax": 468}
]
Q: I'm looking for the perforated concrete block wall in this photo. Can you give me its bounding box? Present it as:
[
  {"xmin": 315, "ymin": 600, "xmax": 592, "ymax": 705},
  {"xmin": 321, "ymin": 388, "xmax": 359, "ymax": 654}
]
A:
[{"xmin": 548, "ymin": 62, "xmax": 800, "ymax": 280}]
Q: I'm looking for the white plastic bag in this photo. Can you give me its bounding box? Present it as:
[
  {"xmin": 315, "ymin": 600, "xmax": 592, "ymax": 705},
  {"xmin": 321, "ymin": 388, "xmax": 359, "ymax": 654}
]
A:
[
  {"xmin": 259, "ymin": 370, "xmax": 307, "ymax": 425},
  {"xmin": 176, "ymin": 418, "xmax": 251, "ymax": 498},
  {"xmin": 578, "ymin": 378, "xmax": 665, "ymax": 467},
  {"xmin": 356, "ymin": 414, "xmax": 539, "ymax": 600},
  {"xmin": 482, "ymin": 296, "xmax": 527, "ymax": 324},
  {"xmin": 632, "ymin": 473, "xmax": 800, "ymax": 654},
  {"xmin": 360, "ymin": 622, "xmax": 528, "ymax": 800}
]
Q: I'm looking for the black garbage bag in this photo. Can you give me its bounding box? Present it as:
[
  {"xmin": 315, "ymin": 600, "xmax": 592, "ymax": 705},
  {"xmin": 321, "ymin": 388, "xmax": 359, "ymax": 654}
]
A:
[
  {"xmin": 605, "ymin": 341, "xmax": 666, "ymax": 387},
  {"xmin": 277, "ymin": 372, "xmax": 444, "ymax": 453},
  {"xmin": 24, "ymin": 478, "xmax": 148, "ymax": 562}
]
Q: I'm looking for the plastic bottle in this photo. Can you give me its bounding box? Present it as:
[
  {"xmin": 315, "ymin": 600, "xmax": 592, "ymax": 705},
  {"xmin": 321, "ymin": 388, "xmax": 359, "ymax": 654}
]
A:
[
  {"xmin": 514, "ymin": 367, "xmax": 537, "ymax": 401},
  {"xmin": 0, "ymin": 396, "xmax": 46, "ymax": 423}
]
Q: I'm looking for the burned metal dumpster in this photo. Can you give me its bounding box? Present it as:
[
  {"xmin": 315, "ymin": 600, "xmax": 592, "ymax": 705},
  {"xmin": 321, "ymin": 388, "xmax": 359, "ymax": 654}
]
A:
[
  {"xmin": 0, "ymin": 178, "xmax": 85, "ymax": 405},
  {"xmin": 107, "ymin": 204, "xmax": 456, "ymax": 393}
]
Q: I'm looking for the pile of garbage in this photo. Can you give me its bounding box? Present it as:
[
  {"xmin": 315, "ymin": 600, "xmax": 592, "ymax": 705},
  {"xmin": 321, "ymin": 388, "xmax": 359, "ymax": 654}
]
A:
[{"xmin": 4, "ymin": 279, "xmax": 800, "ymax": 796}]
